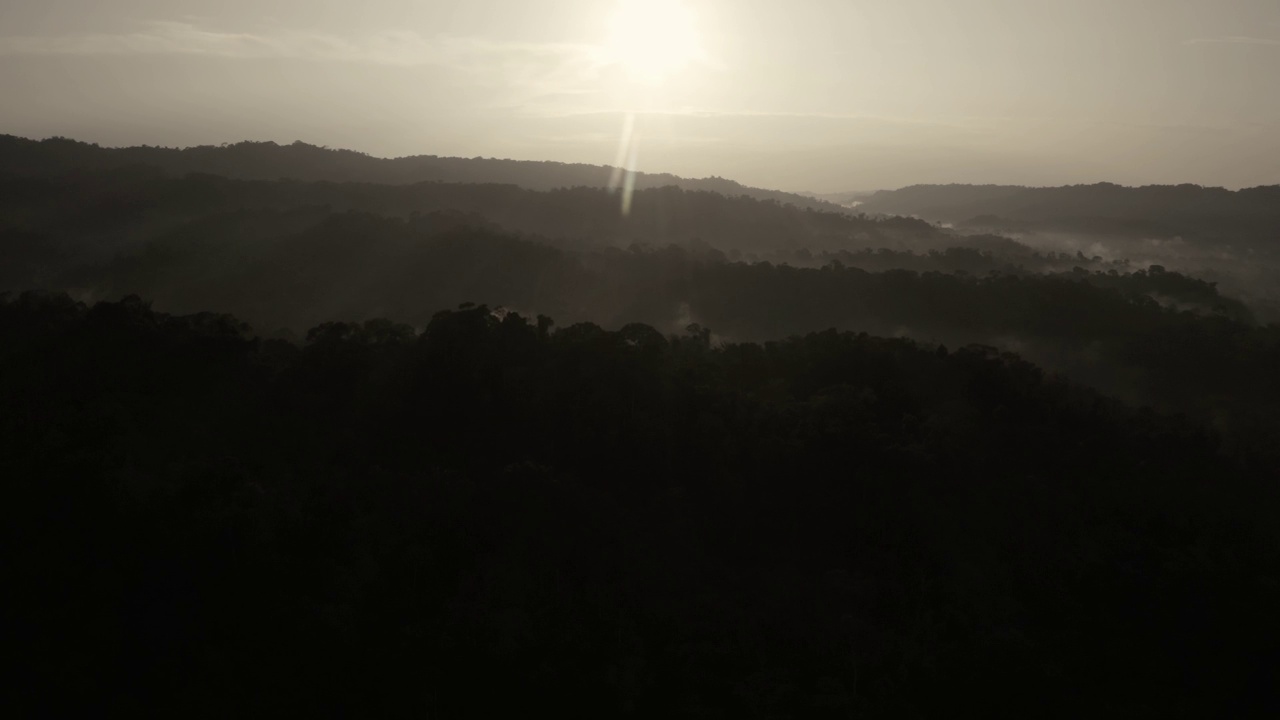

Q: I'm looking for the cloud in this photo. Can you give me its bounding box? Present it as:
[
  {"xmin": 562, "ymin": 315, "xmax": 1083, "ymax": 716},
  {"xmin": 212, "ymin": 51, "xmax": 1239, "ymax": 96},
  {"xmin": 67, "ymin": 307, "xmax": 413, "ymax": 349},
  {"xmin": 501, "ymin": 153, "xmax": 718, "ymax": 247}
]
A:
[
  {"xmin": 1184, "ymin": 36, "xmax": 1280, "ymax": 46},
  {"xmin": 0, "ymin": 20, "xmax": 605, "ymax": 69},
  {"xmin": 0, "ymin": 21, "xmax": 615, "ymax": 113}
]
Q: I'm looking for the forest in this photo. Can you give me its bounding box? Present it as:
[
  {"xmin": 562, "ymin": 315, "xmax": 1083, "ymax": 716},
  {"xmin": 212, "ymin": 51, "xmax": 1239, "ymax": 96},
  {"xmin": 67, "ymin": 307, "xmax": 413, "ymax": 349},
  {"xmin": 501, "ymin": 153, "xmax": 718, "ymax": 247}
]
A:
[
  {"xmin": 857, "ymin": 183, "xmax": 1280, "ymax": 244},
  {"xmin": 856, "ymin": 182, "xmax": 1280, "ymax": 325},
  {"xmin": 0, "ymin": 135, "xmax": 845, "ymax": 213},
  {"xmin": 4, "ymin": 136, "xmax": 1280, "ymax": 717}
]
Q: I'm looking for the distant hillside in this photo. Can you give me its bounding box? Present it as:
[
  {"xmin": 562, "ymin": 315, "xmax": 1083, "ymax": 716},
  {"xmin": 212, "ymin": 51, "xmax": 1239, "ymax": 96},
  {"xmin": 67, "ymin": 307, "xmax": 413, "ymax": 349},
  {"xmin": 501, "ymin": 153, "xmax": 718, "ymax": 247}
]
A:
[
  {"xmin": 0, "ymin": 134, "xmax": 849, "ymax": 214},
  {"xmin": 858, "ymin": 182, "xmax": 1280, "ymax": 245},
  {"xmin": 0, "ymin": 168, "xmax": 938, "ymax": 259},
  {"xmin": 798, "ymin": 190, "xmax": 875, "ymax": 207},
  {"xmin": 858, "ymin": 185, "xmax": 1027, "ymax": 218}
]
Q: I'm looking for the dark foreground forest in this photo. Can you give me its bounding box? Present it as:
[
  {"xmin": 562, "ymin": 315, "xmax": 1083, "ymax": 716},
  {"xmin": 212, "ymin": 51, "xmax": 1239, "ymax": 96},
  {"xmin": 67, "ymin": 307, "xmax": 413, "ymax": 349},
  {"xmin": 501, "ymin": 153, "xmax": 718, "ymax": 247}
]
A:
[
  {"xmin": 4, "ymin": 137, "xmax": 1280, "ymax": 716},
  {"xmin": 5, "ymin": 293, "xmax": 1278, "ymax": 716}
]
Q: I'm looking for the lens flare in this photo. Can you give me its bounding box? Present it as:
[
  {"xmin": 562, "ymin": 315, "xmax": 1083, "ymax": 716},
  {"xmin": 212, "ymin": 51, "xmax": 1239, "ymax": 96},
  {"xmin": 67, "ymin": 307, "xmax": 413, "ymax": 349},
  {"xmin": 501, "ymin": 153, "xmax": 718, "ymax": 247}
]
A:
[{"xmin": 603, "ymin": 1, "xmax": 706, "ymax": 216}]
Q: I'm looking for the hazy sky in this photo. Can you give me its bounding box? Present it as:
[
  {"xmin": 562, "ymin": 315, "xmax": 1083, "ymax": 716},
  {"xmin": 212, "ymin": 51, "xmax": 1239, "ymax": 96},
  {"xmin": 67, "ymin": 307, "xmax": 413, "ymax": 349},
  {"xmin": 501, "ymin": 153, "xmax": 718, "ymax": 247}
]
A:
[{"xmin": 1, "ymin": 0, "xmax": 1277, "ymax": 191}]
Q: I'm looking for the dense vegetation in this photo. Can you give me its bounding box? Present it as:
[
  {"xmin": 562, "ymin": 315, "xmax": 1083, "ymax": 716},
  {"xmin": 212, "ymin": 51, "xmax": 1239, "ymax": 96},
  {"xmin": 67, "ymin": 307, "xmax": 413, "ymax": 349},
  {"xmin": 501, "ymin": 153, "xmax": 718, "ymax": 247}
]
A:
[
  {"xmin": 6, "ymin": 189, "xmax": 1275, "ymax": 458},
  {"xmin": 4, "ymin": 137, "xmax": 1280, "ymax": 716},
  {"xmin": 0, "ymin": 166, "xmax": 934, "ymax": 260},
  {"xmin": 5, "ymin": 293, "xmax": 1277, "ymax": 716},
  {"xmin": 0, "ymin": 134, "xmax": 847, "ymax": 213},
  {"xmin": 858, "ymin": 182, "xmax": 1280, "ymax": 325},
  {"xmin": 859, "ymin": 182, "xmax": 1280, "ymax": 247}
]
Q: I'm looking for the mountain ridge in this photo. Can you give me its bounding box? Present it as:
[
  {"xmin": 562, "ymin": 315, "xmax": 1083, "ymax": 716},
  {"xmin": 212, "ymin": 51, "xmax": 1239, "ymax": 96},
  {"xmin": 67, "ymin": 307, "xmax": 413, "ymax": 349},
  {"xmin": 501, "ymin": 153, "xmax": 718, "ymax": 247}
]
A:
[{"xmin": 0, "ymin": 134, "xmax": 851, "ymax": 214}]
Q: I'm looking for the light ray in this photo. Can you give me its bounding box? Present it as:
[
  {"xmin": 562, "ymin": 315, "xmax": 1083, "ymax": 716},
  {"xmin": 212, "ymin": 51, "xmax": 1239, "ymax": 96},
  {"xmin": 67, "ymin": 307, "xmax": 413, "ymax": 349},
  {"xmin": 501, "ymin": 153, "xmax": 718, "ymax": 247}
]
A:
[
  {"xmin": 622, "ymin": 132, "xmax": 640, "ymax": 217},
  {"xmin": 609, "ymin": 112, "xmax": 641, "ymax": 217}
]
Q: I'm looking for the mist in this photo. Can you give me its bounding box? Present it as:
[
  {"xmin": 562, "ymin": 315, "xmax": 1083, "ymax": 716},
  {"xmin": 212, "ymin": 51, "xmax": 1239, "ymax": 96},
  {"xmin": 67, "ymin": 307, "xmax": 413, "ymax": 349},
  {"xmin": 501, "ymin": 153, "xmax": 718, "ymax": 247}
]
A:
[{"xmin": 4, "ymin": 2, "xmax": 1279, "ymax": 717}]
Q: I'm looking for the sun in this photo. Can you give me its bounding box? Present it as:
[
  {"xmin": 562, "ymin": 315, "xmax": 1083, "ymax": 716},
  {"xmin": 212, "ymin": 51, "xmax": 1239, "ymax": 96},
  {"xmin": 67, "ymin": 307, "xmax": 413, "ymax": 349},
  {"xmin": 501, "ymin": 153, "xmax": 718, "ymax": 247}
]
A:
[{"xmin": 605, "ymin": 0, "xmax": 704, "ymax": 83}]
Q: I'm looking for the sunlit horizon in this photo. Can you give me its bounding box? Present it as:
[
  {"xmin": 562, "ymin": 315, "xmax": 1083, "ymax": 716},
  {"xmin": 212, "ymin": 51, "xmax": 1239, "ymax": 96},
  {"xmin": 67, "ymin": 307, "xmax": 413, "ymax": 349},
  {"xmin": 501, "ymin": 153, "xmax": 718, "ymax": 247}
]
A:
[
  {"xmin": 1, "ymin": 1, "xmax": 1276, "ymax": 191},
  {"xmin": 604, "ymin": 0, "xmax": 707, "ymax": 84}
]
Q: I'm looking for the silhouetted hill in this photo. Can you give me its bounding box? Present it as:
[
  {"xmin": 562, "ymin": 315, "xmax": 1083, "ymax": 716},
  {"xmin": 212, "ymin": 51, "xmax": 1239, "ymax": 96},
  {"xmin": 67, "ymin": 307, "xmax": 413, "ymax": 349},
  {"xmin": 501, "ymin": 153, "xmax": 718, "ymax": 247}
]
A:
[
  {"xmin": 859, "ymin": 182, "xmax": 1280, "ymax": 245},
  {"xmin": 0, "ymin": 134, "xmax": 849, "ymax": 213},
  {"xmin": 6, "ymin": 127, "xmax": 1280, "ymax": 717},
  {"xmin": 0, "ymin": 166, "xmax": 940, "ymax": 258},
  {"xmin": 8, "ymin": 200, "xmax": 1279, "ymax": 463},
  {"xmin": 6, "ymin": 163, "xmax": 1279, "ymax": 452},
  {"xmin": 798, "ymin": 190, "xmax": 875, "ymax": 207}
]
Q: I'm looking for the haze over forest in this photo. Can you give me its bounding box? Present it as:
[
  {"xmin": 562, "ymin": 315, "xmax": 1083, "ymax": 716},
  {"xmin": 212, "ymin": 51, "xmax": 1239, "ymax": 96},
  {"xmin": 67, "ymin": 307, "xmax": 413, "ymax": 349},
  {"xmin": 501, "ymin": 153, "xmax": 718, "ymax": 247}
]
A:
[{"xmin": 4, "ymin": 2, "xmax": 1279, "ymax": 717}]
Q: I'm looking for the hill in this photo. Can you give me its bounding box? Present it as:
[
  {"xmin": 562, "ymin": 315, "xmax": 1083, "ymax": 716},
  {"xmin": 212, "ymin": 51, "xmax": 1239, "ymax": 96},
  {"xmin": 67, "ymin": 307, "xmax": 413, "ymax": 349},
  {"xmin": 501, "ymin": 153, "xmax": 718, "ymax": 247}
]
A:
[
  {"xmin": 5, "ymin": 135, "xmax": 1280, "ymax": 717},
  {"xmin": 0, "ymin": 166, "xmax": 941, "ymax": 272},
  {"xmin": 0, "ymin": 134, "xmax": 850, "ymax": 214},
  {"xmin": 5, "ymin": 292, "xmax": 1276, "ymax": 716},
  {"xmin": 858, "ymin": 182, "xmax": 1280, "ymax": 246}
]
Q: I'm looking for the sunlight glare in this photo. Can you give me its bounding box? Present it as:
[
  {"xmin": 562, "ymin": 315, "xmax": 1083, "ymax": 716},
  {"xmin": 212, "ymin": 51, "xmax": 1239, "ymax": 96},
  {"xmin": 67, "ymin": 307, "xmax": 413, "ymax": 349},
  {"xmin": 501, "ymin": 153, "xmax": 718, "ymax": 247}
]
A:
[{"xmin": 606, "ymin": 0, "xmax": 704, "ymax": 84}]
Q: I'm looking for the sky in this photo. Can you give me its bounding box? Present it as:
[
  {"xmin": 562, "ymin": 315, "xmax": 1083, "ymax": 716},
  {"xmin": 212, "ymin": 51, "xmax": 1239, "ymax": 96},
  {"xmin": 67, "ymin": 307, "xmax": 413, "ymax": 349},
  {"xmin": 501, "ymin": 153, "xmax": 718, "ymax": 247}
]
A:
[{"xmin": 1, "ymin": 0, "xmax": 1277, "ymax": 192}]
